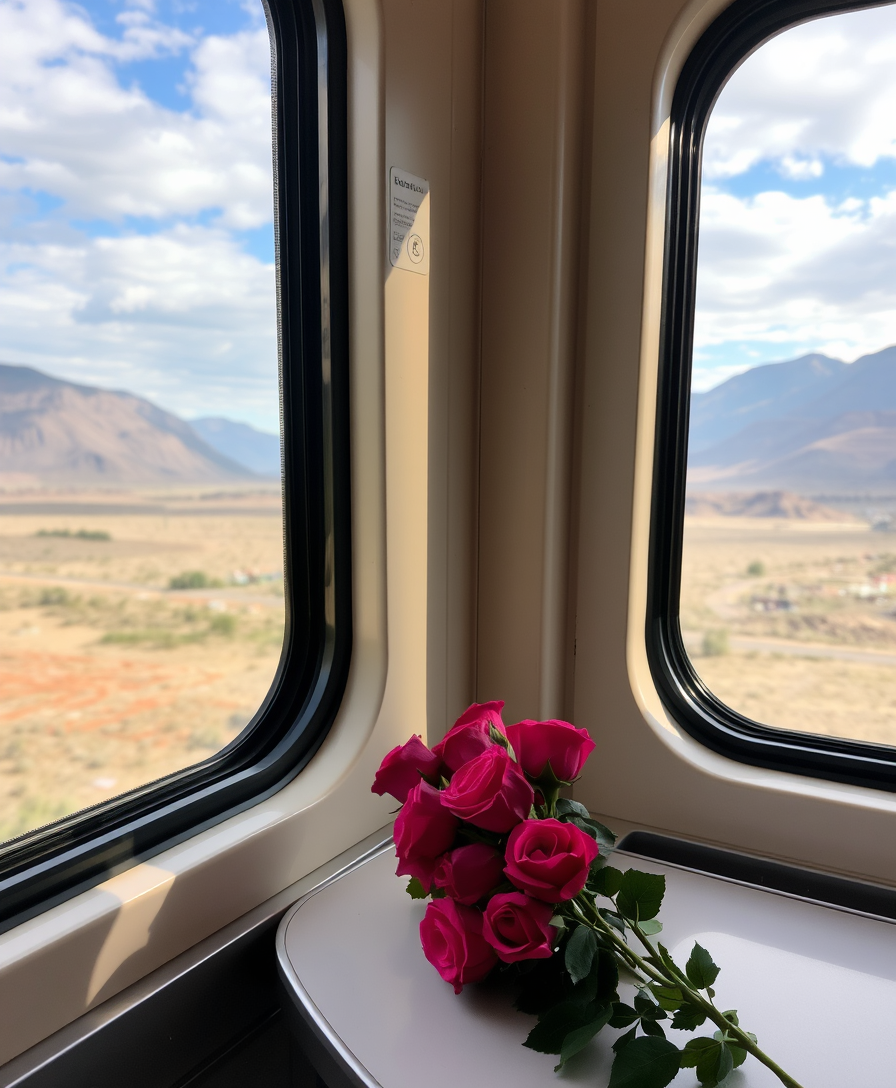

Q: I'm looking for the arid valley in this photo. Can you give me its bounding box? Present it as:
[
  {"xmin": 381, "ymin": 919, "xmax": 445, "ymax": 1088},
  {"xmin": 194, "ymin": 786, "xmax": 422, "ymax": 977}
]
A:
[
  {"xmin": 0, "ymin": 488, "xmax": 285, "ymax": 841},
  {"xmin": 682, "ymin": 502, "xmax": 896, "ymax": 747}
]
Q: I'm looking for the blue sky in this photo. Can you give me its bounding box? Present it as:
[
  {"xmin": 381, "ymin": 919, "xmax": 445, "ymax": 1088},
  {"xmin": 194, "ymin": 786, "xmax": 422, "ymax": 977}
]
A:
[
  {"xmin": 693, "ymin": 4, "xmax": 896, "ymax": 391},
  {"xmin": 0, "ymin": 0, "xmax": 279, "ymax": 432}
]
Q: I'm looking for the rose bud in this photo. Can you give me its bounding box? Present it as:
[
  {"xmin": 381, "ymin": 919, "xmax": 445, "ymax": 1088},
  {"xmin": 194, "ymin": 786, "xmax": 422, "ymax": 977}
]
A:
[
  {"xmin": 505, "ymin": 818, "xmax": 598, "ymax": 902},
  {"xmin": 419, "ymin": 899, "xmax": 498, "ymax": 993},
  {"xmin": 394, "ymin": 781, "xmax": 459, "ymax": 886},
  {"xmin": 482, "ymin": 891, "xmax": 556, "ymax": 963},
  {"xmin": 371, "ymin": 734, "xmax": 441, "ymax": 803},
  {"xmin": 432, "ymin": 700, "xmax": 506, "ymax": 773},
  {"xmin": 440, "ymin": 746, "xmax": 534, "ymax": 832},
  {"xmin": 504, "ymin": 719, "xmax": 595, "ymax": 784},
  {"xmin": 432, "ymin": 844, "xmax": 505, "ymax": 905}
]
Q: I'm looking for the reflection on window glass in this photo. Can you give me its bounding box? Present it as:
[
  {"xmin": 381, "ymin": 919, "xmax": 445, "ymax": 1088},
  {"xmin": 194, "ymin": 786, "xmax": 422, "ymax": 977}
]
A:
[
  {"xmin": 683, "ymin": 3, "xmax": 896, "ymax": 748},
  {"xmin": 0, "ymin": 0, "xmax": 283, "ymax": 841}
]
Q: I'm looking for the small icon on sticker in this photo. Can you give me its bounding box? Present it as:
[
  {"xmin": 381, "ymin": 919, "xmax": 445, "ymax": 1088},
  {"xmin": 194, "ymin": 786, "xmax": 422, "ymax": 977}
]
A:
[{"xmin": 407, "ymin": 234, "xmax": 424, "ymax": 264}]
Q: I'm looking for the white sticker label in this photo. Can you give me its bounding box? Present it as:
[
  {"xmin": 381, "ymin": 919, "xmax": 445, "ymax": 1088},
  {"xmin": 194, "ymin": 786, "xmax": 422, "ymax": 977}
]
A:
[{"xmin": 389, "ymin": 168, "xmax": 430, "ymax": 275}]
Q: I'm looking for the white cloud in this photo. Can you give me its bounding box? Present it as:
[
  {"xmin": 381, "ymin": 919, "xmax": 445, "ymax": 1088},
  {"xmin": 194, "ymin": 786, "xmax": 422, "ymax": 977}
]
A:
[
  {"xmin": 691, "ymin": 363, "xmax": 754, "ymax": 393},
  {"xmin": 695, "ymin": 6, "xmax": 896, "ymax": 381},
  {"xmin": 0, "ymin": 0, "xmax": 274, "ymax": 226},
  {"xmin": 705, "ymin": 5, "xmax": 896, "ymax": 178},
  {"xmin": 0, "ymin": 0, "xmax": 280, "ymax": 430},
  {"xmin": 0, "ymin": 224, "xmax": 278, "ymax": 424},
  {"xmin": 695, "ymin": 184, "xmax": 896, "ymax": 365}
]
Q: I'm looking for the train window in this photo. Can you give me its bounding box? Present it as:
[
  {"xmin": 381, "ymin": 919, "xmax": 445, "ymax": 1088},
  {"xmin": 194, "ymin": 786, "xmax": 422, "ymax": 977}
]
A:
[
  {"xmin": 0, "ymin": 0, "xmax": 350, "ymax": 929},
  {"xmin": 650, "ymin": 0, "xmax": 896, "ymax": 790}
]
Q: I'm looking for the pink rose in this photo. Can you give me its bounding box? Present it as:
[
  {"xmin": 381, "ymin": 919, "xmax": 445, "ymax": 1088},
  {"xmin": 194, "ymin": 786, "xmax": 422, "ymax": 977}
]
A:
[
  {"xmin": 432, "ymin": 700, "xmax": 506, "ymax": 773},
  {"xmin": 394, "ymin": 781, "xmax": 458, "ymax": 886},
  {"xmin": 482, "ymin": 892, "xmax": 556, "ymax": 963},
  {"xmin": 419, "ymin": 899, "xmax": 498, "ymax": 993},
  {"xmin": 440, "ymin": 746, "xmax": 534, "ymax": 832},
  {"xmin": 505, "ymin": 818, "xmax": 598, "ymax": 902},
  {"xmin": 432, "ymin": 844, "xmax": 505, "ymax": 905},
  {"xmin": 372, "ymin": 734, "xmax": 441, "ymax": 803},
  {"xmin": 505, "ymin": 719, "xmax": 595, "ymax": 783}
]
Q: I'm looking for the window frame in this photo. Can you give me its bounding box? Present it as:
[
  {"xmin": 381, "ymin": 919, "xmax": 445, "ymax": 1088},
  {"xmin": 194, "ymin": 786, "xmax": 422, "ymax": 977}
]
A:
[
  {"xmin": 647, "ymin": 0, "xmax": 896, "ymax": 792},
  {"xmin": 0, "ymin": 0, "xmax": 351, "ymax": 932}
]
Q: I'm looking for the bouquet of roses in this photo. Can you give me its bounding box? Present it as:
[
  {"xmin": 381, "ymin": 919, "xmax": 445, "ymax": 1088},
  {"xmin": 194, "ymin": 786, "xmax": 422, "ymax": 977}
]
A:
[{"xmin": 372, "ymin": 701, "xmax": 803, "ymax": 1088}]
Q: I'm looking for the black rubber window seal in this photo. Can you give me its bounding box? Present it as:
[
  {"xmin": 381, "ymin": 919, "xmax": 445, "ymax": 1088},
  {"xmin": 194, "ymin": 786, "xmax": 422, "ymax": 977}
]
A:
[
  {"xmin": 647, "ymin": 0, "xmax": 896, "ymax": 792},
  {"xmin": 0, "ymin": 0, "xmax": 352, "ymax": 933},
  {"xmin": 619, "ymin": 832, "xmax": 896, "ymax": 922}
]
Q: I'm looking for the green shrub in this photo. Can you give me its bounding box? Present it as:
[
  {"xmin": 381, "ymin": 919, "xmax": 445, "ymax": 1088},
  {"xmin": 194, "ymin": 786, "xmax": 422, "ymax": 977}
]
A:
[
  {"xmin": 36, "ymin": 529, "xmax": 110, "ymax": 541},
  {"xmin": 39, "ymin": 587, "xmax": 71, "ymax": 606},
  {"xmin": 209, "ymin": 613, "xmax": 236, "ymax": 637},
  {"xmin": 746, "ymin": 560, "xmax": 765, "ymax": 576},
  {"xmin": 169, "ymin": 571, "xmax": 210, "ymax": 590},
  {"xmin": 702, "ymin": 629, "xmax": 729, "ymax": 657}
]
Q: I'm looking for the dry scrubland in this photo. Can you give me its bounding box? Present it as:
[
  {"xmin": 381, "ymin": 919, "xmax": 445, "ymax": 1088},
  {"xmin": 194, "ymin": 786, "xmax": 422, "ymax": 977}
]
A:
[
  {"xmin": 682, "ymin": 515, "xmax": 896, "ymax": 746},
  {"xmin": 0, "ymin": 487, "xmax": 285, "ymax": 842}
]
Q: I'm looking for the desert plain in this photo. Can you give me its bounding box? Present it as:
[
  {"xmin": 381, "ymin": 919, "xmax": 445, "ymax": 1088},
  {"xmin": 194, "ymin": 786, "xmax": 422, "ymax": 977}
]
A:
[
  {"xmin": 5, "ymin": 484, "xmax": 896, "ymax": 844},
  {"xmin": 0, "ymin": 486, "xmax": 285, "ymax": 842},
  {"xmin": 682, "ymin": 508, "xmax": 896, "ymax": 748}
]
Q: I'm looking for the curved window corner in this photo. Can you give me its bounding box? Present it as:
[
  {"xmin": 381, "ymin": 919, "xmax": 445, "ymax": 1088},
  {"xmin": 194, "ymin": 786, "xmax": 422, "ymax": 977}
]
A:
[
  {"xmin": 0, "ymin": 0, "xmax": 350, "ymax": 932},
  {"xmin": 649, "ymin": 0, "xmax": 896, "ymax": 791}
]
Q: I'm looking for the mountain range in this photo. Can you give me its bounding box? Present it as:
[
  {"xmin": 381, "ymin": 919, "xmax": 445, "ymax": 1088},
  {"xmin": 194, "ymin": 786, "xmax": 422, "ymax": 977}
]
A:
[
  {"xmin": 689, "ymin": 345, "xmax": 896, "ymax": 494},
  {"xmin": 0, "ymin": 364, "xmax": 280, "ymax": 486},
  {"xmin": 190, "ymin": 417, "xmax": 281, "ymax": 479}
]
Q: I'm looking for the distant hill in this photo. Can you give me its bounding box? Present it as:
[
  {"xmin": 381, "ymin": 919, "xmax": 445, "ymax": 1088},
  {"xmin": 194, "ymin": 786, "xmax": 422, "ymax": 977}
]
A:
[
  {"xmin": 0, "ymin": 364, "xmax": 254, "ymax": 486},
  {"xmin": 689, "ymin": 353, "xmax": 848, "ymax": 453},
  {"xmin": 690, "ymin": 346, "xmax": 896, "ymax": 494},
  {"xmin": 685, "ymin": 491, "xmax": 858, "ymax": 521},
  {"xmin": 190, "ymin": 417, "xmax": 280, "ymax": 478}
]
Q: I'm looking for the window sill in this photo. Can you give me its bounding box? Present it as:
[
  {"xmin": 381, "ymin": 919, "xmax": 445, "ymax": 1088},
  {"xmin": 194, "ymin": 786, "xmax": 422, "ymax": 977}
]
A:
[{"xmin": 278, "ymin": 839, "xmax": 896, "ymax": 1087}]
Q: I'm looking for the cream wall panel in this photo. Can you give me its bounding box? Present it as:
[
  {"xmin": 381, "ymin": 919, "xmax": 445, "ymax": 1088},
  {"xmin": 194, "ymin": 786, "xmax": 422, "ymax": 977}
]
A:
[
  {"xmin": 477, "ymin": 0, "xmax": 588, "ymax": 725},
  {"xmin": 572, "ymin": 0, "xmax": 896, "ymax": 887}
]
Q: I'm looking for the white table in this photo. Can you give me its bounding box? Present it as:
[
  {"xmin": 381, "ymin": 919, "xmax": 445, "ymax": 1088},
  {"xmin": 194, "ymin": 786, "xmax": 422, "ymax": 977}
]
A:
[{"xmin": 276, "ymin": 842, "xmax": 896, "ymax": 1087}]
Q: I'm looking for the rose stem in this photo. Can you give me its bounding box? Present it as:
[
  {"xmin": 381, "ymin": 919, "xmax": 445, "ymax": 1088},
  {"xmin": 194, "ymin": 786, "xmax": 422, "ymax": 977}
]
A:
[{"xmin": 574, "ymin": 897, "xmax": 806, "ymax": 1088}]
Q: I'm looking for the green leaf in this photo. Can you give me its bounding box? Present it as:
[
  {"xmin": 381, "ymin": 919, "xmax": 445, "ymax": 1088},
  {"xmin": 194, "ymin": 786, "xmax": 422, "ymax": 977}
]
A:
[
  {"xmin": 701, "ymin": 1042, "xmax": 734, "ymax": 1087},
  {"xmin": 549, "ymin": 914, "xmax": 566, "ymax": 931},
  {"xmin": 679, "ymin": 1038, "xmax": 716, "ymax": 1068},
  {"xmin": 567, "ymin": 816, "xmax": 617, "ymax": 854},
  {"xmin": 638, "ymin": 918, "xmax": 663, "ymax": 935},
  {"xmin": 612, "ymin": 1026, "xmax": 638, "ymax": 1053},
  {"xmin": 586, "ymin": 818, "xmax": 618, "ymax": 853},
  {"xmin": 686, "ymin": 943, "xmax": 721, "ymax": 990},
  {"xmin": 655, "ymin": 942, "xmax": 679, "ymax": 975},
  {"xmin": 682, "ymin": 1038, "xmax": 734, "ymax": 1087},
  {"xmin": 524, "ymin": 1001, "xmax": 591, "ymax": 1054},
  {"xmin": 405, "ymin": 877, "xmax": 428, "ymax": 899},
  {"xmin": 589, "ymin": 865, "xmax": 624, "ymax": 898},
  {"xmin": 599, "ymin": 907, "xmax": 626, "ymax": 933},
  {"xmin": 649, "ymin": 985, "xmax": 683, "ymax": 1011},
  {"xmin": 634, "ymin": 988, "xmax": 658, "ymax": 1014},
  {"xmin": 607, "ymin": 1036, "xmax": 681, "ymax": 1088},
  {"xmin": 609, "ymin": 1002, "xmax": 639, "ymax": 1029},
  {"xmin": 591, "ymin": 947, "xmax": 620, "ymax": 1002},
  {"xmin": 565, "ymin": 925, "xmax": 598, "ymax": 985},
  {"xmin": 712, "ymin": 1023, "xmax": 752, "ymax": 1070},
  {"xmin": 728, "ymin": 1044, "xmax": 747, "ymax": 1070},
  {"xmin": 554, "ymin": 1004, "xmax": 614, "ymax": 1070},
  {"xmin": 489, "ymin": 722, "xmax": 513, "ymax": 757},
  {"xmin": 616, "ymin": 870, "xmax": 666, "ymax": 922},
  {"xmin": 671, "ymin": 1002, "xmax": 707, "ymax": 1031},
  {"xmin": 570, "ymin": 816, "xmax": 600, "ymax": 841},
  {"xmin": 641, "ymin": 1018, "xmax": 667, "ymax": 1038},
  {"xmin": 555, "ymin": 797, "xmax": 591, "ymax": 820}
]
